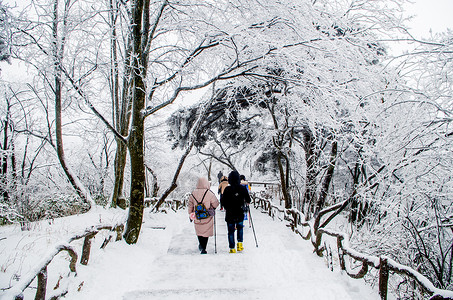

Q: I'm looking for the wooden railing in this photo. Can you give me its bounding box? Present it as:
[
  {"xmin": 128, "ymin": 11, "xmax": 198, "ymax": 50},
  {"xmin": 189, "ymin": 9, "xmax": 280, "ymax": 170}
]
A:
[
  {"xmin": 145, "ymin": 195, "xmax": 188, "ymax": 211},
  {"xmin": 5, "ymin": 197, "xmax": 187, "ymax": 300},
  {"xmin": 5, "ymin": 223, "xmax": 124, "ymax": 300},
  {"xmin": 252, "ymin": 193, "xmax": 453, "ymax": 300}
]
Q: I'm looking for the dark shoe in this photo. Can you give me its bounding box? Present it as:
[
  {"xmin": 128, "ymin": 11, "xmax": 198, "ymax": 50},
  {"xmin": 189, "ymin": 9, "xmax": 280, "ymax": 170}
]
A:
[{"xmin": 201, "ymin": 249, "xmax": 207, "ymax": 254}]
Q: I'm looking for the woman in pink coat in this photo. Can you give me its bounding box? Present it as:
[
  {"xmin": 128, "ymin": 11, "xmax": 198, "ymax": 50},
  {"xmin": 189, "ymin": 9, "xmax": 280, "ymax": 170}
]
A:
[{"xmin": 188, "ymin": 177, "xmax": 219, "ymax": 254}]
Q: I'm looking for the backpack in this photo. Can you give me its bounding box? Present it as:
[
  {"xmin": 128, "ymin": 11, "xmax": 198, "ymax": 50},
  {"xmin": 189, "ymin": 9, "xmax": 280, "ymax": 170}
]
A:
[{"xmin": 192, "ymin": 190, "xmax": 210, "ymax": 220}]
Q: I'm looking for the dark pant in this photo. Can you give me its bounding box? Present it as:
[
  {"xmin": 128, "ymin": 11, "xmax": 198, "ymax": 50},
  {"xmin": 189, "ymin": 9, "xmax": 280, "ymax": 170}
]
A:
[
  {"xmin": 227, "ymin": 221, "xmax": 244, "ymax": 249},
  {"xmin": 198, "ymin": 236, "xmax": 208, "ymax": 251}
]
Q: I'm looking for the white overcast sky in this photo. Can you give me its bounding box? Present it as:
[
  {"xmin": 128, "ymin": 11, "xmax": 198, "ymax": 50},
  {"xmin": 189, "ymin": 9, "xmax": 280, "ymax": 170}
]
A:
[{"xmin": 404, "ymin": 0, "xmax": 453, "ymax": 38}]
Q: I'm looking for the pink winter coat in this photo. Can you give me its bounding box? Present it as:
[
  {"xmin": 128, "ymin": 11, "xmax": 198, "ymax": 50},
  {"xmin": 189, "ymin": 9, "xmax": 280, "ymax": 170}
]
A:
[{"xmin": 188, "ymin": 177, "xmax": 219, "ymax": 237}]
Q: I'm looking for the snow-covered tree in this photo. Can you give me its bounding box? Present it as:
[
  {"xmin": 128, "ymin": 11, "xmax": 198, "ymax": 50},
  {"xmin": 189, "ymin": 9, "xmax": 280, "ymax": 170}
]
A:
[
  {"xmin": 167, "ymin": 0, "xmax": 405, "ymax": 214},
  {"xmin": 0, "ymin": 1, "xmax": 11, "ymax": 62},
  {"xmin": 357, "ymin": 31, "xmax": 453, "ymax": 292}
]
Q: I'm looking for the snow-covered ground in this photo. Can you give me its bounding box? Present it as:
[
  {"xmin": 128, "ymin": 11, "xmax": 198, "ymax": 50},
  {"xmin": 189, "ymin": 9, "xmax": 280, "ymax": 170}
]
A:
[{"xmin": 0, "ymin": 199, "xmax": 381, "ymax": 299}]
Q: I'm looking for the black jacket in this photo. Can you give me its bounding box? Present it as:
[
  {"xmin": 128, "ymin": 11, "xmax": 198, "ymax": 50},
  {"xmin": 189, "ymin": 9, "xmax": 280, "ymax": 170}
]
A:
[{"xmin": 221, "ymin": 171, "xmax": 251, "ymax": 223}]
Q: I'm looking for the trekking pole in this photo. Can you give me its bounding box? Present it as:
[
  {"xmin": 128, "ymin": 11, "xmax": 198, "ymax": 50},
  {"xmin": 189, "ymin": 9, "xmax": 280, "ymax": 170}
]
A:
[
  {"xmin": 248, "ymin": 205, "xmax": 258, "ymax": 247},
  {"xmin": 248, "ymin": 209, "xmax": 252, "ymax": 228},
  {"xmin": 214, "ymin": 210, "xmax": 217, "ymax": 254}
]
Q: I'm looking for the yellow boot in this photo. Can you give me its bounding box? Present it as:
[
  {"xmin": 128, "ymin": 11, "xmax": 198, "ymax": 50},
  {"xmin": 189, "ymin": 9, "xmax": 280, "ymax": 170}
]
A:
[
  {"xmin": 229, "ymin": 248, "xmax": 236, "ymax": 253},
  {"xmin": 237, "ymin": 242, "xmax": 244, "ymax": 252}
]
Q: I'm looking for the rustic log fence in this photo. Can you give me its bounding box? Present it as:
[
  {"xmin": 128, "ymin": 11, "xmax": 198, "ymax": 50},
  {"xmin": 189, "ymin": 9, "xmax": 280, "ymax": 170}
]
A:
[
  {"xmin": 7, "ymin": 192, "xmax": 450, "ymax": 299},
  {"xmin": 145, "ymin": 195, "xmax": 188, "ymax": 211},
  {"xmin": 5, "ymin": 223, "xmax": 124, "ymax": 300},
  {"xmin": 5, "ymin": 197, "xmax": 186, "ymax": 300},
  {"xmin": 252, "ymin": 193, "xmax": 453, "ymax": 300}
]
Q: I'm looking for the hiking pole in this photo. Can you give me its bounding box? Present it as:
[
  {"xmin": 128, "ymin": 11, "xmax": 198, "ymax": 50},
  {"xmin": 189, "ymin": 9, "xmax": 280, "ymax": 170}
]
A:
[
  {"xmin": 248, "ymin": 209, "xmax": 252, "ymax": 228},
  {"xmin": 248, "ymin": 205, "xmax": 258, "ymax": 247},
  {"xmin": 214, "ymin": 210, "xmax": 217, "ymax": 254}
]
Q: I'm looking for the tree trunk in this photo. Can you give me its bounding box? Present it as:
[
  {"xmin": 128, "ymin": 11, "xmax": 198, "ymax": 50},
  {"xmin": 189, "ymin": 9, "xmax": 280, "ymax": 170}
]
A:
[
  {"xmin": 111, "ymin": 141, "xmax": 127, "ymax": 208},
  {"xmin": 1, "ymin": 108, "xmax": 8, "ymax": 202},
  {"xmin": 207, "ymin": 158, "xmax": 212, "ymax": 182},
  {"xmin": 109, "ymin": 0, "xmax": 132, "ymax": 208},
  {"xmin": 145, "ymin": 164, "xmax": 159, "ymax": 197},
  {"xmin": 54, "ymin": 68, "xmax": 93, "ymax": 207},
  {"xmin": 349, "ymin": 162, "xmax": 361, "ymax": 223},
  {"xmin": 123, "ymin": 94, "xmax": 145, "ymax": 244},
  {"xmin": 123, "ymin": 0, "xmax": 147, "ymax": 244},
  {"xmin": 302, "ymin": 126, "xmax": 317, "ymax": 219},
  {"xmin": 154, "ymin": 141, "xmax": 191, "ymax": 210},
  {"xmin": 52, "ymin": 0, "xmax": 94, "ymax": 208},
  {"xmin": 276, "ymin": 150, "xmax": 291, "ymax": 209},
  {"xmin": 10, "ymin": 136, "xmax": 16, "ymax": 197},
  {"xmin": 267, "ymin": 103, "xmax": 292, "ymax": 209},
  {"xmin": 315, "ymin": 140, "xmax": 337, "ymax": 215}
]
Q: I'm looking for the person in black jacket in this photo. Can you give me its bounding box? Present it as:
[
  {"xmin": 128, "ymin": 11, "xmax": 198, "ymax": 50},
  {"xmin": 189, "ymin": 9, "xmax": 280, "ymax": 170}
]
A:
[{"xmin": 221, "ymin": 170, "xmax": 251, "ymax": 253}]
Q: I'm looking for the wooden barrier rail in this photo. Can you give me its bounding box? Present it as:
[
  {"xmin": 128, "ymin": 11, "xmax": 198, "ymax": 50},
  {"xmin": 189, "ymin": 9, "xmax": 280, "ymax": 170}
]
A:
[
  {"xmin": 145, "ymin": 196, "xmax": 188, "ymax": 211},
  {"xmin": 251, "ymin": 193, "xmax": 453, "ymax": 300},
  {"xmin": 6, "ymin": 223, "xmax": 124, "ymax": 300},
  {"xmin": 5, "ymin": 198, "xmax": 186, "ymax": 300}
]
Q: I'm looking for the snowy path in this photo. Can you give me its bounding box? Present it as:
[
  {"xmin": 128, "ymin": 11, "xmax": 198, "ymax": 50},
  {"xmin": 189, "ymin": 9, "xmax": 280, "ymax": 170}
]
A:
[{"xmin": 65, "ymin": 208, "xmax": 380, "ymax": 300}]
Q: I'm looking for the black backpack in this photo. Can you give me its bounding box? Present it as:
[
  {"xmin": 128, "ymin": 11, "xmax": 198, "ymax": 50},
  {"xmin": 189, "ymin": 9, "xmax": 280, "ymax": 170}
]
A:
[{"xmin": 192, "ymin": 190, "xmax": 210, "ymax": 220}]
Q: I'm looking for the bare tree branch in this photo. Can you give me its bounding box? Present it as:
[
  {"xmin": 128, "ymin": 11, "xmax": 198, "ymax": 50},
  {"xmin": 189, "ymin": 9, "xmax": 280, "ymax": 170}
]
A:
[{"xmin": 59, "ymin": 65, "xmax": 128, "ymax": 145}]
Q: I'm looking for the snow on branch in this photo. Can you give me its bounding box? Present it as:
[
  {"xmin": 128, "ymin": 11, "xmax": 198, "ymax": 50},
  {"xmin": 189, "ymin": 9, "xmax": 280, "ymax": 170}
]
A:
[
  {"xmin": 253, "ymin": 193, "xmax": 453, "ymax": 300},
  {"xmin": 5, "ymin": 242, "xmax": 77, "ymax": 300},
  {"xmin": 59, "ymin": 64, "xmax": 128, "ymax": 146}
]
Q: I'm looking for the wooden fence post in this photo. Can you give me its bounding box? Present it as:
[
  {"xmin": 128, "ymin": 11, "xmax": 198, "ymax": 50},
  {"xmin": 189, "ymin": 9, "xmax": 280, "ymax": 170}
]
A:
[
  {"xmin": 35, "ymin": 266, "xmax": 47, "ymax": 300},
  {"xmin": 314, "ymin": 230, "xmax": 324, "ymax": 256},
  {"xmin": 337, "ymin": 236, "xmax": 345, "ymax": 271},
  {"xmin": 80, "ymin": 233, "xmax": 96, "ymax": 265},
  {"xmin": 379, "ymin": 256, "xmax": 389, "ymax": 300},
  {"xmin": 290, "ymin": 211, "xmax": 298, "ymax": 231},
  {"xmin": 116, "ymin": 224, "xmax": 124, "ymax": 241},
  {"xmin": 60, "ymin": 245, "xmax": 78, "ymax": 273}
]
